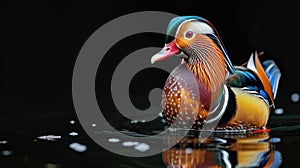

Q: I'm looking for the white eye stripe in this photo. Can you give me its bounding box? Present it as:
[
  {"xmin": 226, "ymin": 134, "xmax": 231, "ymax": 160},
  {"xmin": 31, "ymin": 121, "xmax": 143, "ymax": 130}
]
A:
[
  {"xmin": 190, "ymin": 21, "xmax": 214, "ymax": 34},
  {"xmin": 175, "ymin": 19, "xmax": 195, "ymax": 38},
  {"xmin": 176, "ymin": 19, "xmax": 214, "ymax": 37}
]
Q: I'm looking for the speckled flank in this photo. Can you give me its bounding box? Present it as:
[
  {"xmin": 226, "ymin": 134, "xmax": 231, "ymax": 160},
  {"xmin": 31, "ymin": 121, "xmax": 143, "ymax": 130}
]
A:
[{"xmin": 162, "ymin": 65, "xmax": 208, "ymax": 129}]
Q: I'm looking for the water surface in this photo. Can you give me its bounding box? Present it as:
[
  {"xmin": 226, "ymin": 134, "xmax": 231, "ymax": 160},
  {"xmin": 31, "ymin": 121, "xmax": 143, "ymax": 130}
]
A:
[{"xmin": 0, "ymin": 113, "xmax": 299, "ymax": 168}]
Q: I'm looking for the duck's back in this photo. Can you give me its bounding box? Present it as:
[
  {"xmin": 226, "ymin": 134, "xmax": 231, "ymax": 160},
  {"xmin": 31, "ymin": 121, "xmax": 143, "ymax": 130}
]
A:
[{"xmin": 223, "ymin": 52, "xmax": 281, "ymax": 129}]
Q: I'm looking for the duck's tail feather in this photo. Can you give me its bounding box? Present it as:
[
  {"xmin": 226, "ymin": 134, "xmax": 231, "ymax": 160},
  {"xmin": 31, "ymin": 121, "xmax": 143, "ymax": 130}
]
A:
[
  {"xmin": 247, "ymin": 51, "xmax": 274, "ymax": 103},
  {"xmin": 262, "ymin": 60, "xmax": 281, "ymax": 99}
]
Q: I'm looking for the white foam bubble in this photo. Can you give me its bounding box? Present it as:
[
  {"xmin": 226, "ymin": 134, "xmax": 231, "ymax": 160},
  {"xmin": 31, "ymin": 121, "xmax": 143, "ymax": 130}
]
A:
[
  {"xmin": 134, "ymin": 143, "xmax": 150, "ymax": 152},
  {"xmin": 274, "ymin": 108, "xmax": 284, "ymax": 115},
  {"xmin": 69, "ymin": 142, "xmax": 87, "ymax": 153},
  {"xmin": 1, "ymin": 150, "xmax": 13, "ymax": 156},
  {"xmin": 130, "ymin": 120, "xmax": 138, "ymax": 124},
  {"xmin": 0, "ymin": 140, "xmax": 8, "ymax": 144},
  {"xmin": 37, "ymin": 135, "xmax": 61, "ymax": 141},
  {"xmin": 69, "ymin": 132, "xmax": 78, "ymax": 136},
  {"xmin": 291, "ymin": 93, "xmax": 299, "ymax": 102},
  {"xmin": 122, "ymin": 141, "xmax": 139, "ymax": 147},
  {"xmin": 108, "ymin": 138, "xmax": 120, "ymax": 143}
]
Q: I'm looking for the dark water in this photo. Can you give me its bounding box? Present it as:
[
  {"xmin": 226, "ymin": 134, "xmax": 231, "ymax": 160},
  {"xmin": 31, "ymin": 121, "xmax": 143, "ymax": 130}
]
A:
[{"xmin": 0, "ymin": 112, "xmax": 299, "ymax": 168}]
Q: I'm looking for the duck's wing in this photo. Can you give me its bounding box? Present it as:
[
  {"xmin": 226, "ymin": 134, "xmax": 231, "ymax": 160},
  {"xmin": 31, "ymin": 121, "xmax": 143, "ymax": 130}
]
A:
[{"xmin": 226, "ymin": 51, "xmax": 281, "ymax": 108}]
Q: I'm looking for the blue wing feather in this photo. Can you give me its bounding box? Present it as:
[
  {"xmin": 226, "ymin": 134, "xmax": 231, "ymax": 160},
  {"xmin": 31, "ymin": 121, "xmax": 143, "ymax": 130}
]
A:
[
  {"xmin": 262, "ymin": 60, "xmax": 281, "ymax": 98},
  {"xmin": 226, "ymin": 55, "xmax": 281, "ymax": 107},
  {"xmin": 226, "ymin": 66, "xmax": 271, "ymax": 103}
]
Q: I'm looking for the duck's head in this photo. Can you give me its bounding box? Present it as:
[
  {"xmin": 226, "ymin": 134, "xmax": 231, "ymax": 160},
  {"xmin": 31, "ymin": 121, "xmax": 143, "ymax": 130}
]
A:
[
  {"xmin": 151, "ymin": 16, "xmax": 234, "ymax": 73},
  {"xmin": 151, "ymin": 16, "xmax": 235, "ymax": 92}
]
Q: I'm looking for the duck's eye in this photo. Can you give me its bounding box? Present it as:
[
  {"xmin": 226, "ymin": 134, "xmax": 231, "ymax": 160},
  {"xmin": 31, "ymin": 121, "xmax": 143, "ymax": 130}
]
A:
[{"xmin": 184, "ymin": 31, "xmax": 194, "ymax": 39}]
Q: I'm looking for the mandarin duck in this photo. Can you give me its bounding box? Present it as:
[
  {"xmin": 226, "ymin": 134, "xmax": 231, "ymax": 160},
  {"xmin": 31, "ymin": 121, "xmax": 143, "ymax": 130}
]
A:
[{"xmin": 151, "ymin": 16, "xmax": 281, "ymax": 131}]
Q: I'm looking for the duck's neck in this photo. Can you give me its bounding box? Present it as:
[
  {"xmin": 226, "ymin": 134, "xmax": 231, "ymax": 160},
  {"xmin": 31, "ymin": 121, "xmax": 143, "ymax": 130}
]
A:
[
  {"xmin": 184, "ymin": 35, "xmax": 227, "ymax": 94},
  {"xmin": 186, "ymin": 58, "xmax": 227, "ymax": 93},
  {"xmin": 185, "ymin": 51, "xmax": 227, "ymax": 110}
]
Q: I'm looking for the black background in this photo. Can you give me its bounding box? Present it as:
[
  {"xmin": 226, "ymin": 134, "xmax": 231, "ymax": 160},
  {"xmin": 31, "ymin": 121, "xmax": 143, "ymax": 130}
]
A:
[
  {"xmin": 3, "ymin": 0, "xmax": 300, "ymax": 117},
  {"xmin": 1, "ymin": 1, "xmax": 300, "ymax": 165}
]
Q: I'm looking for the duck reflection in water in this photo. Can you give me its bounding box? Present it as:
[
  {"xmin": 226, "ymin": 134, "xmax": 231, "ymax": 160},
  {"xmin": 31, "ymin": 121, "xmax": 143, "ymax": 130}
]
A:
[{"xmin": 162, "ymin": 131, "xmax": 282, "ymax": 168}]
